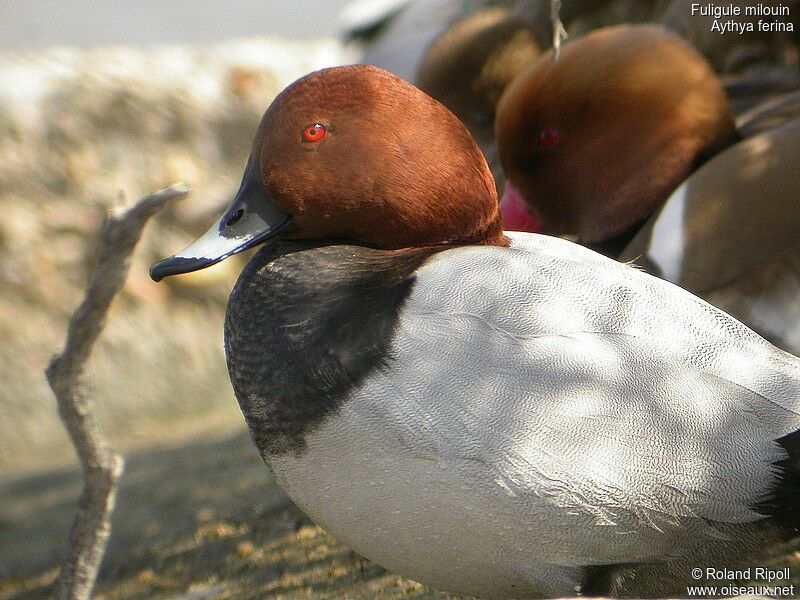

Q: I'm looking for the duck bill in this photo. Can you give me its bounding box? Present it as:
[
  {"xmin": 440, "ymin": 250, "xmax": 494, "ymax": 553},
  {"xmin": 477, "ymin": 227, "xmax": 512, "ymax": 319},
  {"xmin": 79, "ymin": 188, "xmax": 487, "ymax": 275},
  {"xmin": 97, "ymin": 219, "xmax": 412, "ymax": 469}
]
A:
[
  {"xmin": 500, "ymin": 180, "xmax": 543, "ymax": 233},
  {"xmin": 150, "ymin": 161, "xmax": 296, "ymax": 282}
]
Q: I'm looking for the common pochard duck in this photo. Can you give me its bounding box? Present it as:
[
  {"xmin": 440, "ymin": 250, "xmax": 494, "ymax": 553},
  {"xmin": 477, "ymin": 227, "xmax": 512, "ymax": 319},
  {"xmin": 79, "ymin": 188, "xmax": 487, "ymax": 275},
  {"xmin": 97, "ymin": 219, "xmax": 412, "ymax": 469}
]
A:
[
  {"xmin": 496, "ymin": 25, "xmax": 739, "ymax": 252},
  {"xmin": 495, "ymin": 25, "xmax": 800, "ymax": 355},
  {"xmin": 415, "ymin": 4, "xmax": 675, "ymax": 194},
  {"xmin": 151, "ymin": 65, "xmax": 800, "ymax": 598},
  {"xmin": 416, "ymin": 6, "xmax": 542, "ymax": 191}
]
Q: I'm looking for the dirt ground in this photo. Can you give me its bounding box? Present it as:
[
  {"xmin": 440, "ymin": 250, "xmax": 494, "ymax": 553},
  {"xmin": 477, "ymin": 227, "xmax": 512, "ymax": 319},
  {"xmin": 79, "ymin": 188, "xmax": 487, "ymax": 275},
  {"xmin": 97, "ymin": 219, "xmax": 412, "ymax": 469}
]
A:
[{"xmin": 0, "ymin": 428, "xmax": 458, "ymax": 600}]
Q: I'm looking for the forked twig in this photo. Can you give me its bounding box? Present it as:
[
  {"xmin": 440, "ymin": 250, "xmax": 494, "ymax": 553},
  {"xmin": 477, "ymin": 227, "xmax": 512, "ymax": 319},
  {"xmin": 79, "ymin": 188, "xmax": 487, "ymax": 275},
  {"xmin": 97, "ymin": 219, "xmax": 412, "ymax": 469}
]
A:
[{"xmin": 46, "ymin": 183, "xmax": 190, "ymax": 600}]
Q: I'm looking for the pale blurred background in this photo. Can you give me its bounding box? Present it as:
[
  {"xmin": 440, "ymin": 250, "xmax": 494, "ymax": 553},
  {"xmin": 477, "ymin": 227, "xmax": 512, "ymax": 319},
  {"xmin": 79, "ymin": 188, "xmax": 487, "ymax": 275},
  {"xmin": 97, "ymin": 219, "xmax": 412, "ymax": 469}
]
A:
[{"xmin": 0, "ymin": 0, "xmax": 352, "ymax": 49}]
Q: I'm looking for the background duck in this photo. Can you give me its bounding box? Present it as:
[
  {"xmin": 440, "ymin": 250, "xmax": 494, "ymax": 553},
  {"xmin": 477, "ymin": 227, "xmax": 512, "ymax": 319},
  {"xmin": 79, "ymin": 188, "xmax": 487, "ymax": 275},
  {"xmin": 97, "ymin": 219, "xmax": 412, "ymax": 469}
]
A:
[
  {"xmin": 344, "ymin": 0, "xmax": 514, "ymax": 81},
  {"xmin": 415, "ymin": 2, "xmax": 672, "ymax": 191},
  {"xmin": 416, "ymin": 1, "xmax": 797, "ymax": 193},
  {"xmin": 496, "ymin": 24, "xmax": 800, "ymax": 356},
  {"xmin": 153, "ymin": 65, "xmax": 800, "ymax": 599},
  {"xmin": 496, "ymin": 24, "xmax": 739, "ymax": 252},
  {"xmin": 416, "ymin": 6, "xmax": 542, "ymax": 192}
]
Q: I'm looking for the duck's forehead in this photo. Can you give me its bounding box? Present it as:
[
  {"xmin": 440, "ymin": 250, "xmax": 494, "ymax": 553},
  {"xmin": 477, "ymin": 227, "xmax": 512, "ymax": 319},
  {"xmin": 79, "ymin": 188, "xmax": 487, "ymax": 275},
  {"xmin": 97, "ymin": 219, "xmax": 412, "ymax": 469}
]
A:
[{"xmin": 272, "ymin": 67, "xmax": 409, "ymax": 120}]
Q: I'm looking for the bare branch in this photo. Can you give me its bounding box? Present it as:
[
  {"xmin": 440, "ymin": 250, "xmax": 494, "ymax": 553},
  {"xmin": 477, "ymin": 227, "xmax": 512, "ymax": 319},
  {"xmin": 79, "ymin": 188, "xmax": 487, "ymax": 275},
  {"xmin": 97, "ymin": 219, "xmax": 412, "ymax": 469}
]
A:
[
  {"xmin": 46, "ymin": 183, "xmax": 190, "ymax": 600},
  {"xmin": 550, "ymin": 0, "xmax": 568, "ymax": 60}
]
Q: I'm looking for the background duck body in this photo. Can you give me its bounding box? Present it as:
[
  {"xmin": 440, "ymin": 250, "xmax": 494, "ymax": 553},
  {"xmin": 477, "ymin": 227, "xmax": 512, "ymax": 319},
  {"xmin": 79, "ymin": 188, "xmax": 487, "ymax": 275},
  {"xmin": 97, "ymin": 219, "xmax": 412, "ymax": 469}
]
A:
[
  {"xmin": 736, "ymin": 87, "xmax": 800, "ymax": 137},
  {"xmin": 620, "ymin": 118, "xmax": 800, "ymax": 355},
  {"xmin": 225, "ymin": 232, "xmax": 800, "ymax": 599},
  {"xmin": 350, "ymin": 0, "xmax": 512, "ymax": 82}
]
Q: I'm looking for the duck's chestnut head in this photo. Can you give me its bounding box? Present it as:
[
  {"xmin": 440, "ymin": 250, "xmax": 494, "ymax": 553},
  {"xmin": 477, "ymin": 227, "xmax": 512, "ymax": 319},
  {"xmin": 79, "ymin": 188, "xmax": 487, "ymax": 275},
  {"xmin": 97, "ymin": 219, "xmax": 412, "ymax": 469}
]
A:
[
  {"xmin": 495, "ymin": 25, "xmax": 737, "ymax": 243},
  {"xmin": 151, "ymin": 65, "xmax": 503, "ymax": 281}
]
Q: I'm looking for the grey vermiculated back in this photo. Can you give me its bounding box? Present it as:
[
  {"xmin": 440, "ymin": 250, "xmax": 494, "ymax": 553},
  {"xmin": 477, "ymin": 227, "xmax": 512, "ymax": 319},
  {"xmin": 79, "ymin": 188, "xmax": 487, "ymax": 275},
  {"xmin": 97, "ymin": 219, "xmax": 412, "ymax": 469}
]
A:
[{"xmin": 359, "ymin": 233, "xmax": 800, "ymax": 555}]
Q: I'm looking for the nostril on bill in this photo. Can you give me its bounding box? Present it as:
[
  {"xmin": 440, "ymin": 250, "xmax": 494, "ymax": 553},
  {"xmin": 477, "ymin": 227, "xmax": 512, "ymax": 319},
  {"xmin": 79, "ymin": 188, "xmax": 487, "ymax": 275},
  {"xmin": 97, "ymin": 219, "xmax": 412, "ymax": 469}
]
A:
[{"xmin": 226, "ymin": 208, "xmax": 244, "ymax": 227}]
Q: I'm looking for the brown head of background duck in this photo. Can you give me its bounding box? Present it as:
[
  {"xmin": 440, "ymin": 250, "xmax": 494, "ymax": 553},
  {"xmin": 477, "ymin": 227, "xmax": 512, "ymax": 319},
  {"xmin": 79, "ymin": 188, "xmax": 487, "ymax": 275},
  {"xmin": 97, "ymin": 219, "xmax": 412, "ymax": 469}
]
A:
[{"xmin": 496, "ymin": 25, "xmax": 739, "ymax": 252}]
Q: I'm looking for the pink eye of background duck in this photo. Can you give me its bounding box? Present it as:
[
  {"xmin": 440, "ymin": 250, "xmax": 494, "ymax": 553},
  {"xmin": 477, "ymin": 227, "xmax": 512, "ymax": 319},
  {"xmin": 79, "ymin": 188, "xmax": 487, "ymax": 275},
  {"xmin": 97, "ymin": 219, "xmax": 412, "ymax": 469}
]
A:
[
  {"xmin": 302, "ymin": 123, "xmax": 326, "ymax": 143},
  {"xmin": 539, "ymin": 127, "xmax": 559, "ymax": 148}
]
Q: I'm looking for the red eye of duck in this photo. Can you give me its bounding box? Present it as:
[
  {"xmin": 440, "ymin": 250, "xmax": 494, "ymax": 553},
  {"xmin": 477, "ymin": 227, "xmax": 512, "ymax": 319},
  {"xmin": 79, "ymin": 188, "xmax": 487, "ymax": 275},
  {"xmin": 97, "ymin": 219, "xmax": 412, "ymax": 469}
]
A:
[
  {"xmin": 302, "ymin": 123, "xmax": 326, "ymax": 143},
  {"xmin": 539, "ymin": 127, "xmax": 559, "ymax": 148}
]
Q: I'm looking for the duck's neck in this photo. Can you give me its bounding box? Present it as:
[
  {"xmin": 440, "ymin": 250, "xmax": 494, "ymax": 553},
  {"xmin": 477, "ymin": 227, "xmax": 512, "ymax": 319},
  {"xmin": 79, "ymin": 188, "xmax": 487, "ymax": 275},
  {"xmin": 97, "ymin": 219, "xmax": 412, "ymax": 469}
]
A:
[
  {"xmin": 585, "ymin": 216, "xmax": 648, "ymax": 259},
  {"xmin": 459, "ymin": 214, "xmax": 509, "ymax": 247},
  {"xmin": 224, "ymin": 241, "xmax": 440, "ymax": 459}
]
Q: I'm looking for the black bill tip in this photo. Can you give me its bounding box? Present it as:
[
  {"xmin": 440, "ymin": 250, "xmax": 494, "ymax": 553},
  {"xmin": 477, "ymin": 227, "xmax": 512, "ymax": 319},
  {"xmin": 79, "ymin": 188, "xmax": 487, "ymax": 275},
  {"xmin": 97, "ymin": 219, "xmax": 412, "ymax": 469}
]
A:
[{"xmin": 150, "ymin": 255, "xmax": 228, "ymax": 282}]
